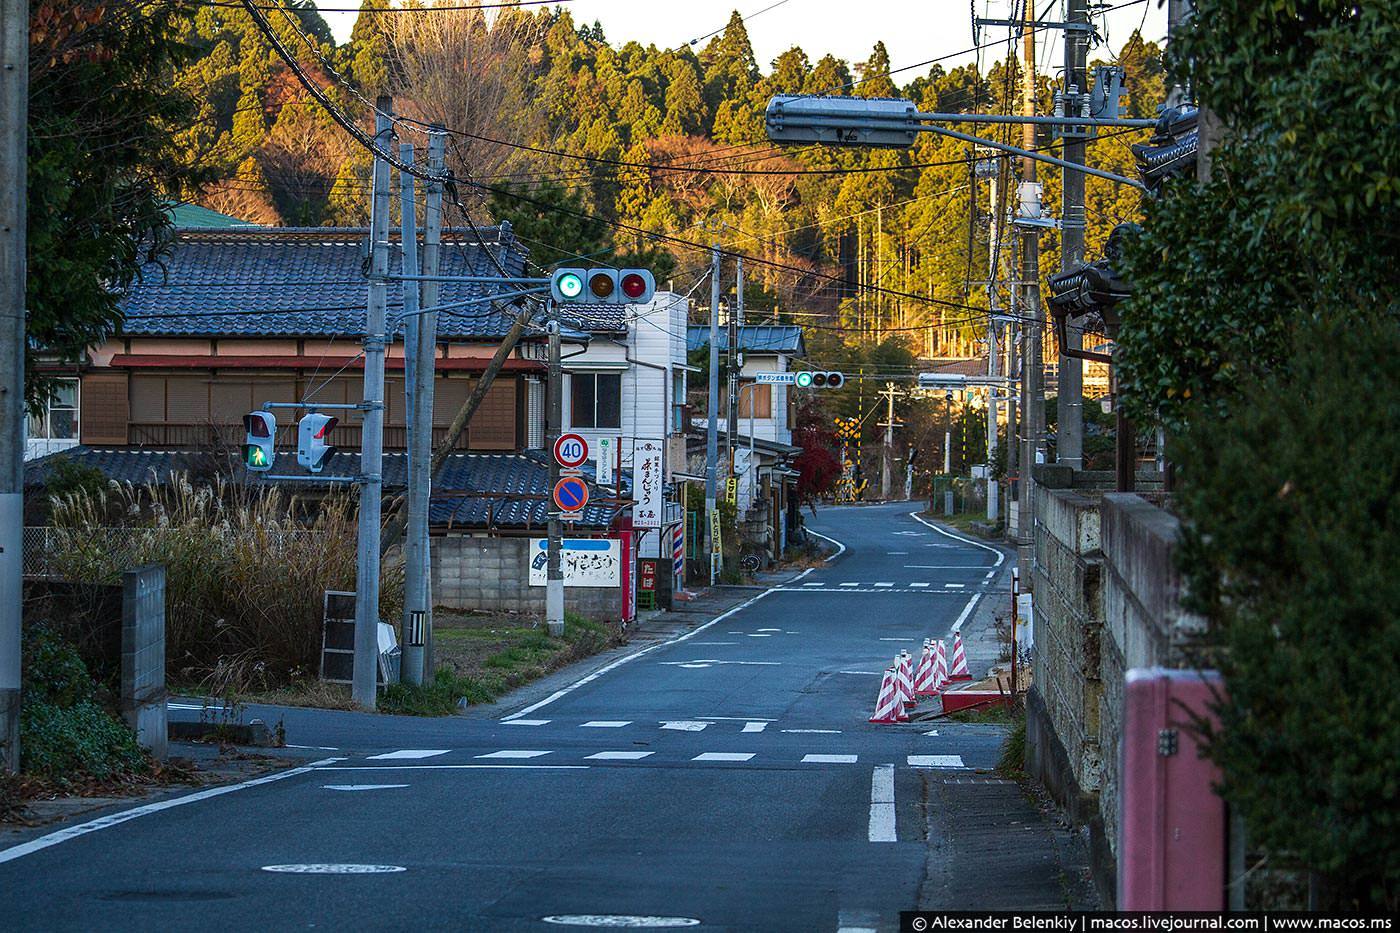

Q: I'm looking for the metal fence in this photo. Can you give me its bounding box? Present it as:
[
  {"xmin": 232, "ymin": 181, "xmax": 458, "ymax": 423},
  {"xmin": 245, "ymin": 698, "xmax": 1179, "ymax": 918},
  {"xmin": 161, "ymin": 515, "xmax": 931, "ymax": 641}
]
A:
[{"xmin": 22, "ymin": 526, "xmax": 327, "ymax": 580}]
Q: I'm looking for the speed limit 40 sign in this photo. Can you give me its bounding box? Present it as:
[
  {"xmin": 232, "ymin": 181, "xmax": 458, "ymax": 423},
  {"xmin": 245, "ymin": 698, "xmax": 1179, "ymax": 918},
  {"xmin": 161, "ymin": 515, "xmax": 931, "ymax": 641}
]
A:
[{"xmin": 554, "ymin": 433, "xmax": 589, "ymax": 468}]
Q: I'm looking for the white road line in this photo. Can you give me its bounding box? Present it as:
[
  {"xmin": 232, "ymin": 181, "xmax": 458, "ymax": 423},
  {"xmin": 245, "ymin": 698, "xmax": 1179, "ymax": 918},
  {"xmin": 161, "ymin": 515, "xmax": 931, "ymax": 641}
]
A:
[
  {"xmin": 691, "ymin": 641, "xmax": 739, "ymax": 645},
  {"xmin": 502, "ymin": 719, "xmax": 551, "ymax": 726},
  {"xmin": 502, "ymin": 588, "xmax": 778, "ymax": 721},
  {"xmin": 807, "ymin": 528, "xmax": 847, "ymax": 561},
  {"xmin": 878, "ymin": 638, "xmax": 914, "ymax": 642},
  {"xmin": 317, "ymin": 764, "xmax": 586, "ymax": 771},
  {"xmin": 286, "ymin": 744, "xmax": 340, "ymax": 751},
  {"xmin": 836, "ymin": 671, "xmax": 881, "ymax": 676},
  {"xmin": 886, "ymin": 551, "xmax": 908, "ymax": 555},
  {"xmin": 581, "ymin": 720, "xmax": 631, "ymax": 728},
  {"xmin": 0, "ymin": 758, "xmax": 342, "ymax": 865},
  {"xmin": 660, "ymin": 720, "xmax": 709, "ymax": 731},
  {"xmin": 985, "ymin": 570, "xmax": 997, "ymax": 581},
  {"xmin": 874, "ymin": 582, "xmax": 894, "ymax": 588},
  {"xmin": 741, "ymin": 721, "xmax": 769, "ymax": 733},
  {"xmin": 910, "ymin": 583, "xmax": 930, "ymax": 588},
  {"xmin": 692, "ymin": 752, "xmax": 755, "ymax": 762},
  {"xmin": 908, "ymin": 511, "xmax": 1006, "ymax": 566},
  {"xmin": 944, "ymin": 583, "xmax": 965, "ymax": 589},
  {"xmin": 367, "ymin": 749, "xmax": 450, "ymax": 760},
  {"xmin": 840, "ymin": 582, "xmax": 859, "ymax": 587},
  {"xmin": 950, "ymin": 593, "xmax": 983, "ymax": 634},
  {"xmin": 695, "ymin": 717, "xmax": 776, "ymax": 722},
  {"xmin": 907, "ymin": 755, "xmax": 966, "ymax": 768},
  {"xmin": 756, "ymin": 628, "xmax": 781, "ymax": 632},
  {"xmin": 868, "ymin": 764, "xmax": 896, "ymax": 843},
  {"xmin": 803, "ymin": 754, "xmax": 858, "ymax": 764},
  {"xmin": 585, "ymin": 751, "xmax": 654, "ymax": 761},
  {"xmin": 475, "ymin": 750, "xmax": 553, "ymax": 759},
  {"xmin": 802, "ymin": 582, "xmax": 825, "ymax": 587},
  {"xmin": 745, "ymin": 633, "xmax": 773, "ymax": 638},
  {"xmin": 782, "ymin": 728, "xmax": 842, "ymax": 734},
  {"xmin": 904, "ymin": 565, "xmax": 987, "ymax": 570},
  {"xmin": 323, "ymin": 784, "xmax": 408, "ymax": 791}
]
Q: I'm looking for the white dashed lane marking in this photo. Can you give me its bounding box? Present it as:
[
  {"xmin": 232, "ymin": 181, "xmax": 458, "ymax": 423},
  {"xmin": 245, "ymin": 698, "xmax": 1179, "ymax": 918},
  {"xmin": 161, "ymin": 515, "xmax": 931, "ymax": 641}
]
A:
[
  {"xmin": 840, "ymin": 582, "xmax": 859, "ymax": 587},
  {"xmin": 802, "ymin": 582, "xmax": 824, "ymax": 587},
  {"xmin": 741, "ymin": 721, "xmax": 769, "ymax": 733},
  {"xmin": 910, "ymin": 582, "xmax": 930, "ymax": 588},
  {"xmin": 660, "ymin": 720, "xmax": 709, "ymax": 732},
  {"xmin": 692, "ymin": 753, "xmax": 755, "ymax": 762},
  {"xmin": 907, "ymin": 755, "xmax": 966, "ymax": 769},
  {"xmin": 874, "ymin": 582, "xmax": 894, "ymax": 588},
  {"xmin": 503, "ymin": 719, "xmax": 550, "ymax": 726},
  {"xmin": 476, "ymin": 750, "xmax": 553, "ymax": 760},
  {"xmin": 367, "ymin": 750, "xmax": 450, "ymax": 760},
  {"xmin": 802, "ymin": 754, "xmax": 858, "ymax": 764},
  {"xmin": 585, "ymin": 751, "xmax": 653, "ymax": 761},
  {"xmin": 580, "ymin": 721, "xmax": 631, "ymax": 728}
]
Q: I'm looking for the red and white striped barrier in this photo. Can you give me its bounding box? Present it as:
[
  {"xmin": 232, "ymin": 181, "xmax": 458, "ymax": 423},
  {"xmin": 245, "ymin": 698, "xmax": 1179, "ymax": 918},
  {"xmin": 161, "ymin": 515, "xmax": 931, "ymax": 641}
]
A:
[
  {"xmin": 933, "ymin": 639, "xmax": 948, "ymax": 693},
  {"xmin": 896, "ymin": 651, "xmax": 917, "ymax": 708},
  {"xmin": 868, "ymin": 668, "xmax": 903, "ymax": 724},
  {"xmin": 914, "ymin": 640, "xmax": 937, "ymax": 696},
  {"xmin": 949, "ymin": 632, "xmax": 972, "ymax": 680}
]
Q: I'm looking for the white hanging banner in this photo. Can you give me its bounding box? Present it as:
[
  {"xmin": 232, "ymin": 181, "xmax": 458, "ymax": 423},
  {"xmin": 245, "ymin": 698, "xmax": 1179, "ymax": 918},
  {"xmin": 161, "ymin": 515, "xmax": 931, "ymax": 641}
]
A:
[
  {"xmin": 596, "ymin": 436, "xmax": 620, "ymax": 486},
  {"xmin": 633, "ymin": 439, "xmax": 664, "ymax": 528}
]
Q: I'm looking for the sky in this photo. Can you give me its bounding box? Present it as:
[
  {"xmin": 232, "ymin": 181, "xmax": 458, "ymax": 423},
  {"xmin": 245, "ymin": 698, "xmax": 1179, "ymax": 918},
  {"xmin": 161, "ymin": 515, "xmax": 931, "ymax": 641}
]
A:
[{"xmin": 316, "ymin": 0, "xmax": 1169, "ymax": 80}]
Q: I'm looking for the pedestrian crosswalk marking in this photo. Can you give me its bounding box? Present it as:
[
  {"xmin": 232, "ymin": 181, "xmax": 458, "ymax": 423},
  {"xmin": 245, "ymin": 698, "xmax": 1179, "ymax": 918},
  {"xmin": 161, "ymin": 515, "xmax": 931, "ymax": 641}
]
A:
[
  {"xmin": 585, "ymin": 751, "xmax": 653, "ymax": 761},
  {"xmin": 802, "ymin": 754, "xmax": 858, "ymax": 764},
  {"xmin": 741, "ymin": 721, "xmax": 768, "ymax": 733},
  {"xmin": 503, "ymin": 719, "xmax": 550, "ymax": 726},
  {"xmin": 692, "ymin": 752, "xmax": 755, "ymax": 762},
  {"xmin": 367, "ymin": 749, "xmax": 450, "ymax": 760},
  {"xmin": 476, "ymin": 750, "xmax": 552, "ymax": 759},
  {"xmin": 907, "ymin": 755, "xmax": 966, "ymax": 768},
  {"xmin": 581, "ymin": 721, "xmax": 631, "ymax": 728}
]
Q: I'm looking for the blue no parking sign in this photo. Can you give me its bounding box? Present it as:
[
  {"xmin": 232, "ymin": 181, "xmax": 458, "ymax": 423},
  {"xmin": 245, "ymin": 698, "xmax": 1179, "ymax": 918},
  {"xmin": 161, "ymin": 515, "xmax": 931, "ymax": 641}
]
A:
[{"xmin": 553, "ymin": 476, "xmax": 589, "ymax": 513}]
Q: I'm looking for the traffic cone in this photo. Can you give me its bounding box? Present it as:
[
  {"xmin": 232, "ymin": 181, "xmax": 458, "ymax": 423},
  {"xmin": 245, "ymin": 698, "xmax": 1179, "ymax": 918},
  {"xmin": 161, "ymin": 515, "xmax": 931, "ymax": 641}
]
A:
[
  {"xmin": 949, "ymin": 632, "xmax": 972, "ymax": 680},
  {"xmin": 897, "ymin": 651, "xmax": 917, "ymax": 707},
  {"xmin": 869, "ymin": 669, "xmax": 902, "ymax": 724},
  {"xmin": 933, "ymin": 639, "xmax": 949, "ymax": 693},
  {"xmin": 914, "ymin": 640, "xmax": 936, "ymax": 696}
]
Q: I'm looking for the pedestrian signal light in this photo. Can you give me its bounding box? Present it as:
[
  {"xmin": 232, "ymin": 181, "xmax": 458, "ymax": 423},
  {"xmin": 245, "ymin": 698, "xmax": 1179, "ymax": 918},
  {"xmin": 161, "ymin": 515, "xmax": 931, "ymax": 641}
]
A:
[
  {"xmin": 297, "ymin": 412, "xmax": 338, "ymax": 474},
  {"xmin": 242, "ymin": 411, "xmax": 276, "ymax": 473}
]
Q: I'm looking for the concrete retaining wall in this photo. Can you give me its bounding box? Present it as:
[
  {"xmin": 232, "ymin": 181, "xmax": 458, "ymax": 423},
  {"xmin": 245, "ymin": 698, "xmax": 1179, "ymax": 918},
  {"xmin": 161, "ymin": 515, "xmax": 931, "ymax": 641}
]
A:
[
  {"xmin": 121, "ymin": 564, "xmax": 167, "ymax": 760},
  {"xmin": 431, "ymin": 535, "xmax": 623, "ymax": 621}
]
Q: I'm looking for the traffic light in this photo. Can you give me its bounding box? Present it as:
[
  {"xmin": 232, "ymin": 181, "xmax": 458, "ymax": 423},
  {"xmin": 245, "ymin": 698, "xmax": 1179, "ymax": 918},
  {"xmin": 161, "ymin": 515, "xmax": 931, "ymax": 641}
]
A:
[
  {"xmin": 1132, "ymin": 105, "xmax": 1198, "ymax": 194},
  {"xmin": 550, "ymin": 267, "xmax": 655, "ymax": 305},
  {"xmin": 794, "ymin": 370, "xmax": 845, "ymax": 389},
  {"xmin": 297, "ymin": 412, "xmax": 338, "ymax": 473},
  {"xmin": 242, "ymin": 411, "xmax": 276, "ymax": 472}
]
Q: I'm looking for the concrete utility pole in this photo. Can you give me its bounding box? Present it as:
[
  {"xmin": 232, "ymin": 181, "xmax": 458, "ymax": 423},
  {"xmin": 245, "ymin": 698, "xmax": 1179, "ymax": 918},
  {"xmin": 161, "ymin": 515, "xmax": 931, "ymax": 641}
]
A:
[
  {"xmin": 399, "ymin": 142, "xmax": 425, "ymax": 686},
  {"xmin": 1018, "ymin": 4, "xmax": 1046, "ymax": 574},
  {"xmin": 545, "ymin": 313, "xmax": 564, "ymax": 636},
  {"xmin": 879, "ymin": 383, "xmax": 898, "ymax": 499},
  {"xmin": 986, "ymin": 168, "xmax": 1002, "ymax": 524},
  {"xmin": 414, "ymin": 127, "xmax": 445, "ymax": 676},
  {"xmin": 726, "ymin": 258, "xmax": 740, "ymax": 483},
  {"xmin": 353, "ymin": 99, "xmax": 394, "ymax": 709},
  {"xmin": 0, "ymin": 0, "xmax": 28, "ymax": 773},
  {"xmin": 1057, "ymin": 0, "xmax": 1089, "ymax": 471},
  {"xmin": 705, "ymin": 242, "xmax": 721, "ymax": 585}
]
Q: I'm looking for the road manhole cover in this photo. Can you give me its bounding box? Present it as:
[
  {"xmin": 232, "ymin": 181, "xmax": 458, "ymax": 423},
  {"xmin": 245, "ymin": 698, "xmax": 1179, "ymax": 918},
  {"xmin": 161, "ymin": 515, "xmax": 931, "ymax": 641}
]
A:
[
  {"xmin": 261, "ymin": 864, "xmax": 406, "ymax": 874},
  {"xmin": 542, "ymin": 917, "xmax": 701, "ymax": 928}
]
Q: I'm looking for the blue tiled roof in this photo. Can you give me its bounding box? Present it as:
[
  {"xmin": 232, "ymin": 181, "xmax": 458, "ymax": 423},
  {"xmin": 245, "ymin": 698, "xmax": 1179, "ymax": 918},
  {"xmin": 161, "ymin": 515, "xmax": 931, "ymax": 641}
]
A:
[
  {"xmin": 25, "ymin": 447, "xmax": 622, "ymax": 530},
  {"xmin": 118, "ymin": 228, "xmax": 625, "ymax": 341},
  {"xmin": 686, "ymin": 324, "xmax": 805, "ymax": 356}
]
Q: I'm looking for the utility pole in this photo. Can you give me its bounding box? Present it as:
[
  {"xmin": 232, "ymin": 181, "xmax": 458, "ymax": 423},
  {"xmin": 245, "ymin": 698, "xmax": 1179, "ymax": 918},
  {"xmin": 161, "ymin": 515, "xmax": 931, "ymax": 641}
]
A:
[
  {"xmin": 879, "ymin": 383, "xmax": 897, "ymax": 499},
  {"xmin": 353, "ymin": 99, "xmax": 394, "ymax": 710},
  {"xmin": 986, "ymin": 165, "xmax": 1002, "ymax": 524},
  {"xmin": 1057, "ymin": 0, "xmax": 1089, "ymax": 471},
  {"xmin": 398, "ymin": 142, "xmax": 424, "ymax": 686},
  {"xmin": 705, "ymin": 242, "xmax": 721, "ymax": 585},
  {"xmin": 1017, "ymin": 8, "xmax": 1045, "ymax": 576},
  {"xmin": 0, "ymin": 0, "xmax": 28, "ymax": 773},
  {"xmin": 726, "ymin": 257, "xmax": 740, "ymax": 484},
  {"xmin": 415, "ymin": 127, "xmax": 445, "ymax": 676},
  {"xmin": 545, "ymin": 313, "xmax": 564, "ymax": 636}
]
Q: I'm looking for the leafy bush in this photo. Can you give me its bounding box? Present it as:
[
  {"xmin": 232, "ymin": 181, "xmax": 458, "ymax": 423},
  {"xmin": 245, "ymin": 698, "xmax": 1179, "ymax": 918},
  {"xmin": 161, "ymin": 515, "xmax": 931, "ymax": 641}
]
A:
[
  {"xmin": 45, "ymin": 475, "xmax": 402, "ymax": 688},
  {"xmin": 1173, "ymin": 315, "xmax": 1400, "ymax": 909},
  {"xmin": 20, "ymin": 627, "xmax": 147, "ymax": 785}
]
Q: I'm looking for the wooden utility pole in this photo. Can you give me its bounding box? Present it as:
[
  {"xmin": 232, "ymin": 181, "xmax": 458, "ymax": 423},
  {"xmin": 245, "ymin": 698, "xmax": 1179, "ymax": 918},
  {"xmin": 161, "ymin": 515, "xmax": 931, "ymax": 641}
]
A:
[{"xmin": 0, "ymin": 0, "xmax": 27, "ymax": 772}]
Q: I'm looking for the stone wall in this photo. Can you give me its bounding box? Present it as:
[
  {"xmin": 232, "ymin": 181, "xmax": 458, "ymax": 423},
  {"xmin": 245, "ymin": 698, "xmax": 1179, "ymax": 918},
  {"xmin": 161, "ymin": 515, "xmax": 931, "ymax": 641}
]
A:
[
  {"xmin": 431, "ymin": 535, "xmax": 623, "ymax": 621},
  {"xmin": 1027, "ymin": 486, "xmax": 1191, "ymax": 906}
]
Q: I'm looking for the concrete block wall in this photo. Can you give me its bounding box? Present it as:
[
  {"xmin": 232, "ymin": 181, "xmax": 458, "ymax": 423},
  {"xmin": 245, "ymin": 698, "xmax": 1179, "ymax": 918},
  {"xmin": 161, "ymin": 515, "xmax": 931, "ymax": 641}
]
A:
[{"xmin": 431, "ymin": 535, "xmax": 623, "ymax": 621}]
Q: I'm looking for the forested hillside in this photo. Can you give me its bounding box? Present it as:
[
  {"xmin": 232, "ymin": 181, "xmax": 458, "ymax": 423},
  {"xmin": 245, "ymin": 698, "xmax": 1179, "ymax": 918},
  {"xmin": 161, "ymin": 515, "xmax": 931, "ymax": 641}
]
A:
[{"xmin": 174, "ymin": 3, "xmax": 1163, "ymax": 359}]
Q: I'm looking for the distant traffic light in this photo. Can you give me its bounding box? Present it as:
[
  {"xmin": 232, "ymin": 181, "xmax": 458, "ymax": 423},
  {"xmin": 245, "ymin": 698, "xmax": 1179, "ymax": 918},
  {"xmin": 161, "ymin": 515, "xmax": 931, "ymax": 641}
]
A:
[
  {"xmin": 297, "ymin": 413, "xmax": 338, "ymax": 473},
  {"xmin": 551, "ymin": 267, "xmax": 655, "ymax": 305},
  {"xmin": 1132, "ymin": 105, "xmax": 1198, "ymax": 194},
  {"xmin": 795, "ymin": 370, "xmax": 845, "ymax": 389},
  {"xmin": 242, "ymin": 411, "xmax": 276, "ymax": 472}
]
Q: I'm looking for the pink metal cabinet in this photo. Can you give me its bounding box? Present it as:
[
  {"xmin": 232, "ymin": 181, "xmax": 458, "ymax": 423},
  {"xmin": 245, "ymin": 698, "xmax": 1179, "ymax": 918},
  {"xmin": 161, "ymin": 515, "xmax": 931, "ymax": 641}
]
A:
[{"xmin": 1119, "ymin": 667, "xmax": 1227, "ymax": 909}]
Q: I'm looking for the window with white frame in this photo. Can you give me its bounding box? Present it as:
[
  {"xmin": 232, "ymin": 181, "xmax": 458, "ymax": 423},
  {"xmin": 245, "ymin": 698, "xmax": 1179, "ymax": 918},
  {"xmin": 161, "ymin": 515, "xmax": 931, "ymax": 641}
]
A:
[
  {"xmin": 570, "ymin": 372, "xmax": 621, "ymax": 429},
  {"xmin": 28, "ymin": 377, "xmax": 79, "ymax": 440}
]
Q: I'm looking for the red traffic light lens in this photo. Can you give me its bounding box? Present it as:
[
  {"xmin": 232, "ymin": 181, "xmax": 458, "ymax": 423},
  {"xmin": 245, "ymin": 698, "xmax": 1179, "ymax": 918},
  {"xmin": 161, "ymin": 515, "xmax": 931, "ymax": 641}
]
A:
[
  {"xmin": 589, "ymin": 272, "xmax": 614, "ymax": 299},
  {"xmin": 243, "ymin": 413, "xmax": 272, "ymax": 437},
  {"xmin": 620, "ymin": 272, "xmax": 647, "ymax": 299}
]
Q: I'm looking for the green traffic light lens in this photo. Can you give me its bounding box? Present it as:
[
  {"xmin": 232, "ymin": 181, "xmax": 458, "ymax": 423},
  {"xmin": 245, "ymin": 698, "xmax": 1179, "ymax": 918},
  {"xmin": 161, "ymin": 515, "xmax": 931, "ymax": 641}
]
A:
[
  {"xmin": 557, "ymin": 273, "xmax": 583, "ymax": 299},
  {"xmin": 795, "ymin": 372, "xmax": 813, "ymax": 388}
]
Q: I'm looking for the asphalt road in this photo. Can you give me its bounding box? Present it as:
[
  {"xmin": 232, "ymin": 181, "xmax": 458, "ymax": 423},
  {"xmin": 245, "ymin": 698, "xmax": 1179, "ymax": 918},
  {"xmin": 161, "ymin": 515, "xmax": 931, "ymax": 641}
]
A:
[{"xmin": 0, "ymin": 502, "xmax": 1072, "ymax": 931}]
